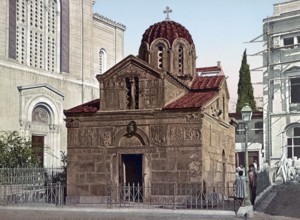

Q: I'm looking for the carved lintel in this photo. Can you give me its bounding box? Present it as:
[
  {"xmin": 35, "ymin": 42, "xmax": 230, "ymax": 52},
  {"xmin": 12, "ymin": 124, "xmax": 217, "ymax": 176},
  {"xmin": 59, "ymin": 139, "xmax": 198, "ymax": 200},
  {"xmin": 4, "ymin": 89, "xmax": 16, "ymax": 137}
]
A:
[{"xmin": 185, "ymin": 113, "xmax": 202, "ymax": 123}]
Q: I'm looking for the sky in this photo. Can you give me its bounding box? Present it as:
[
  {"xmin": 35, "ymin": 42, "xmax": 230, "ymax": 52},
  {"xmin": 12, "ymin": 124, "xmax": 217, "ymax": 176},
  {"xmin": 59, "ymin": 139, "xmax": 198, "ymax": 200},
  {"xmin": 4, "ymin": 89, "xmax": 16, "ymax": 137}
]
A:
[{"xmin": 93, "ymin": 0, "xmax": 280, "ymax": 112}]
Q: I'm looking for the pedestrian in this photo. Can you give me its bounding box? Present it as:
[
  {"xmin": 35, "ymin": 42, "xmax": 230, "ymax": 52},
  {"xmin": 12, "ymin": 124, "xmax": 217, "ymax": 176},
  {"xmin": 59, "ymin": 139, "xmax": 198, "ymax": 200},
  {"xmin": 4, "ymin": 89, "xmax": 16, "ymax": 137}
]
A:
[
  {"xmin": 248, "ymin": 164, "xmax": 257, "ymax": 205},
  {"xmin": 235, "ymin": 170, "xmax": 246, "ymax": 207},
  {"xmin": 253, "ymin": 160, "xmax": 258, "ymax": 171}
]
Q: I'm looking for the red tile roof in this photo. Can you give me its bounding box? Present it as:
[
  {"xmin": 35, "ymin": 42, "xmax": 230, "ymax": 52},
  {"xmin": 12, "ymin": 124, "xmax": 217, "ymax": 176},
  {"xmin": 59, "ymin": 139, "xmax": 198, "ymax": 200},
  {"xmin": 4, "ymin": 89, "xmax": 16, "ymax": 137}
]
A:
[
  {"xmin": 164, "ymin": 91, "xmax": 218, "ymax": 109},
  {"xmin": 164, "ymin": 75, "xmax": 224, "ymax": 109},
  {"xmin": 190, "ymin": 75, "xmax": 224, "ymax": 90},
  {"xmin": 64, "ymin": 99, "xmax": 100, "ymax": 114},
  {"xmin": 142, "ymin": 20, "xmax": 193, "ymax": 46}
]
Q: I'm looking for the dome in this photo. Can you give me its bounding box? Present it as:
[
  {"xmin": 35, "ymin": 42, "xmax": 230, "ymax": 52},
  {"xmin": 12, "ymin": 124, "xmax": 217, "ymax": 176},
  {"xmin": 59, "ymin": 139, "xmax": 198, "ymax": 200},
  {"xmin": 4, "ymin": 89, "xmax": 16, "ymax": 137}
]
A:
[{"xmin": 141, "ymin": 20, "xmax": 194, "ymax": 46}]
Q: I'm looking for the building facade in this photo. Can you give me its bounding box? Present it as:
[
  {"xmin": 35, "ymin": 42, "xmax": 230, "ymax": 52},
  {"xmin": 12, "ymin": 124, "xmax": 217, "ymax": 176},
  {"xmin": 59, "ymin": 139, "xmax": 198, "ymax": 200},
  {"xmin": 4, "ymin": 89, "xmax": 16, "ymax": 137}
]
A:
[
  {"xmin": 64, "ymin": 19, "xmax": 236, "ymax": 205},
  {"xmin": 229, "ymin": 112, "xmax": 264, "ymax": 171},
  {"xmin": 0, "ymin": 0, "xmax": 125, "ymax": 166},
  {"xmin": 263, "ymin": 0, "xmax": 300, "ymax": 168}
]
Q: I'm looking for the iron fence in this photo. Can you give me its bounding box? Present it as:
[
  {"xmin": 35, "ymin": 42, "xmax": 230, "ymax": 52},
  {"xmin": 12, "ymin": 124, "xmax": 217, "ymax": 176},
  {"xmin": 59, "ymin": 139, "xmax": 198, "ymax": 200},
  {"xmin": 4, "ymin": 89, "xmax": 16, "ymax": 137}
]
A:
[
  {"xmin": 103, "ymin": 182, "xmax": 239, "ymax": 211},
  {"xmin": 0, "ymin": 167, "xmax": 66, "ymax": 206}
]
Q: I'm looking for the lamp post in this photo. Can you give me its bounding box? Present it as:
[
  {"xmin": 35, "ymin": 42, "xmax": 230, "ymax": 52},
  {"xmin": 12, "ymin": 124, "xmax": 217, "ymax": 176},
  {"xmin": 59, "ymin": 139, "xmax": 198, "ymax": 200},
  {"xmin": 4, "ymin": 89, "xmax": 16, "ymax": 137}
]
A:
[{"xmin": 241, "ymin": 104, "xmax": 253, "ymax": 206}]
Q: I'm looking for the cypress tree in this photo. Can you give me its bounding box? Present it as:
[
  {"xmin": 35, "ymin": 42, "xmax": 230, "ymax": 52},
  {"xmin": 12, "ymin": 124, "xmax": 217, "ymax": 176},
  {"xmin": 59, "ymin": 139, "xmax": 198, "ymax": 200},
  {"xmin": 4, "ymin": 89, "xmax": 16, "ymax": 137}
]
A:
[{"xmin": 236, "ymin": 49, "xmax": 256, "ymax": 112}]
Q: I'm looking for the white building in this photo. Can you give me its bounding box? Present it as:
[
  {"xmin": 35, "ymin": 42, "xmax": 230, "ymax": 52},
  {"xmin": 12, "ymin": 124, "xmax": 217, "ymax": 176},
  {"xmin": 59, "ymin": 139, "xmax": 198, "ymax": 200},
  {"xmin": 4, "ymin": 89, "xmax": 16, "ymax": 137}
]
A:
[
  {"xmin": 263, "ymin": 0, "xmax": 300, "ymax": 168},
  {"xmin": 229, "ymin": 112, "xmax": 264, "ymax": 171},
  {"xmin": 0, "ymin": 0, "xmax": 125, "ymax": 167}
]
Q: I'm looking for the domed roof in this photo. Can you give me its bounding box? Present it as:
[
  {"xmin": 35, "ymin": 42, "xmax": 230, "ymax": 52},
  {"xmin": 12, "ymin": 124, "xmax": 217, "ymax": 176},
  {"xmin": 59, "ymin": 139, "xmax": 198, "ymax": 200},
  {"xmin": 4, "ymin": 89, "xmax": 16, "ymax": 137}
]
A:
[{"xmin": 141, "ymin": 20, "xmax": 194, "ymax": 46}]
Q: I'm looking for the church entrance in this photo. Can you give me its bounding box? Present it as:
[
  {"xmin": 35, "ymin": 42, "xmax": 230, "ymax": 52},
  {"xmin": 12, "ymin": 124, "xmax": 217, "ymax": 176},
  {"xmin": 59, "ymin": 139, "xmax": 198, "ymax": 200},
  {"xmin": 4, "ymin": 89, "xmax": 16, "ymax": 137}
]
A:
[
  {"xmin": 32, "ymin": 135, "xmax": 44, "ymax": 167},
  {"xmin": 120, "ymin": 154, "xmax": 143, "ymax": 202}
]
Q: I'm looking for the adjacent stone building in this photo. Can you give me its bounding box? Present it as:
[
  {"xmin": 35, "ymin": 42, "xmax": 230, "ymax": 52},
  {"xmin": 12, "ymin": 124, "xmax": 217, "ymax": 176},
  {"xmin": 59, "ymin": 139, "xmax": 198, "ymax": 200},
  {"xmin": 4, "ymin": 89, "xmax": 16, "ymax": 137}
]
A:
[
  {"xmin": 0, "ymin": 0, "xmax": 125, "ymax": 166},
  {"xmin": 64, "ymin": 18, "xmax": 236, "ymax": 204}
]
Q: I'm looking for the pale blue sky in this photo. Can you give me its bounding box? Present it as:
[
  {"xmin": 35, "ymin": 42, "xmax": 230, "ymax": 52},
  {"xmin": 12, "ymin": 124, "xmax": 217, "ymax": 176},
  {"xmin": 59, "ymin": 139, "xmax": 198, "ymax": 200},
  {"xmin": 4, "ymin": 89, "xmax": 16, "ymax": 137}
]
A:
[{"xmin": 94, "ymin": 0, "xmax": 280, "ymax": 111}]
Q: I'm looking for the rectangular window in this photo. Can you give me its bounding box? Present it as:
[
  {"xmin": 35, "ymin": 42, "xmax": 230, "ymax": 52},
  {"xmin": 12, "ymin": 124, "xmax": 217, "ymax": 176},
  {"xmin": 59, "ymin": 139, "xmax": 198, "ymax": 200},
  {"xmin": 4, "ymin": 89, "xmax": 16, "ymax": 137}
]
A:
[
  {"xmin": 284, "ymin": 37, "xmax": 294, "ymax": 48},
  {"xmin": 237, "ymin": 123, "xmax": 245, "ymax": 135},
  {"xmin": 255, "ymin": 121, "xmax": 263, "ymax": 134},
  {"xmin": 291, "ymin": 78, "xmax": 300, "ymax": 103},
  {"xmin": 297, "ymin": 36, "xmax": 300, "ymax": 46}
]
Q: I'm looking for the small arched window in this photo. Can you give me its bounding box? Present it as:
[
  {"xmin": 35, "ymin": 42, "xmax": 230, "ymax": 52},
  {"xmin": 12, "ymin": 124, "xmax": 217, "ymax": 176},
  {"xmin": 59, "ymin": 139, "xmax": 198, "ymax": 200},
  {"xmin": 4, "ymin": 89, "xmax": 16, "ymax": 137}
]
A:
[
  {"xmin": 178, "ymin": 46, "xmax": 184, "ymax": 74},
  {"xmin": 99, "ymin": 48, "xmax": 107, "ymax": 74},
  {"xmin": 157, "ymin": 44, "xmax": 164, "ymax": 69}
]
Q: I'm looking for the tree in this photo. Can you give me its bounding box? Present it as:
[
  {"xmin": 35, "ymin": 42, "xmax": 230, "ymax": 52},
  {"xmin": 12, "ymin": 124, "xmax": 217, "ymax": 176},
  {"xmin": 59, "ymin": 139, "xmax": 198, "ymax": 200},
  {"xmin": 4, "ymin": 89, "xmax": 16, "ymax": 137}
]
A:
[
  {"xmin": 236, "ymin": 49, "xmax": 257, "ymax": 112},
  {"xmin": 0, "ymin": 131, "xmax": 38, "ymax": 168}
]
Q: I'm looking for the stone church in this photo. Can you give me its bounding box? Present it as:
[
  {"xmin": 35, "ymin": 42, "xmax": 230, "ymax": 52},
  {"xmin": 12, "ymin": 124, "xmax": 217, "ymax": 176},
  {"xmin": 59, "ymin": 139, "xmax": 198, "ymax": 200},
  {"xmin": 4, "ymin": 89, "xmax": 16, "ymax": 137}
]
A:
[
  {"xmin": 0, "ymin": 0, "xmax": 125, "ymax": 166},
  {"xmin": 64, "ymin": 16, "xmax": 236, "ymax": 204}
]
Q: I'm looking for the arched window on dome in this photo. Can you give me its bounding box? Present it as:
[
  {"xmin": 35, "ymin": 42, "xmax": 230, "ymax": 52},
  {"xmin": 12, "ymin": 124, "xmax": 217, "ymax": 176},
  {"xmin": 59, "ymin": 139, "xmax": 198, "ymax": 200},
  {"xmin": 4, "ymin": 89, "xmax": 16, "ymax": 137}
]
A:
[
  {"xmin": 286, "ymin": 126, "xmax": 300, "ymax": 158},
  {"xmin": 178, "ymin": 46, "xmax": 184, "ymax": 75},
  {"xmin": 99, "ymin": 49, "xmax": 107, "ymax": 74},
  {"xmin": 157, "ymin": 44, "xmax": 164, "ymax": 69}
]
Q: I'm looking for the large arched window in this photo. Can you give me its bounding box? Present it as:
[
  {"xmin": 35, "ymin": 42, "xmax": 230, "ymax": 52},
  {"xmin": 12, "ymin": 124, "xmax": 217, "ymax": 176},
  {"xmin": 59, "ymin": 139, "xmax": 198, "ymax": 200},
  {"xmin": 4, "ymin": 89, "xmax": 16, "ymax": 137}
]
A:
[
  {"xmin": 286, "ymin": 126, "xmax": 300, "ymax": 158},
  {"xmin": 99, "ymin": 48, "xmax": 107, "ymax": 74},
  {"xmin": 15, "ymin": 0, "xmax": 60, "ymax": 72}
]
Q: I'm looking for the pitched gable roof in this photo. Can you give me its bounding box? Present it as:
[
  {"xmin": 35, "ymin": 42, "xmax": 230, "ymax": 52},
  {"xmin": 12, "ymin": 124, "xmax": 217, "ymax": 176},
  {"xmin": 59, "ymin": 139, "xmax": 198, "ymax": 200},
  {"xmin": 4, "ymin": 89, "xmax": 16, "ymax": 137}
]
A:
[
  {"xmin": 164, "ymin": 91, "xmax": 218, "ymax": 109},
  {"xmin": 96, "ymin": 55, "xmax": 163, "ymax": 82}
]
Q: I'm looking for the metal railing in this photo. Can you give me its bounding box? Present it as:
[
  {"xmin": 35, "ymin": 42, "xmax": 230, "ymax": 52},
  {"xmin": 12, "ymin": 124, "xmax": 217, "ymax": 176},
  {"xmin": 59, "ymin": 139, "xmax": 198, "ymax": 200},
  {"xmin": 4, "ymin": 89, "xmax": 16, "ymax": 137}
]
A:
[
  {"xmin": 256, "ymin": 169, "xmax": 270, "ymax": 195},
  {"xmin": 104, "ymin": 182, "xmax": 238, "ymax": 211},
  {"xmin": 0, "ymin": 167, "xmax": 66, "ymax": 206}
]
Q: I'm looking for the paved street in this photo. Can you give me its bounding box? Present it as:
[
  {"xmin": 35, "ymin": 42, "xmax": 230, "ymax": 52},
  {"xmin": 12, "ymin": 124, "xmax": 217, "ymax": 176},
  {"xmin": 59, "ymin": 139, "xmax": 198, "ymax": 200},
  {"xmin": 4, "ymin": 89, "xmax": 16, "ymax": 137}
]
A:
[{"xmin": 1, "ymin": 183, "xmax": 300, "ymax": 220}]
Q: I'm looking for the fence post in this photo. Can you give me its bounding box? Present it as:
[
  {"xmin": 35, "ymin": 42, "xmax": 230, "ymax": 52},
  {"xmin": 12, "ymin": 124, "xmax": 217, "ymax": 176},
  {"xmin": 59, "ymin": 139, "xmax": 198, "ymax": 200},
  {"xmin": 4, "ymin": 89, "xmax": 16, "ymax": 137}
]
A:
[{"xmin": 173, "ymin": 183, "xmax": 176, "ymax": 210}]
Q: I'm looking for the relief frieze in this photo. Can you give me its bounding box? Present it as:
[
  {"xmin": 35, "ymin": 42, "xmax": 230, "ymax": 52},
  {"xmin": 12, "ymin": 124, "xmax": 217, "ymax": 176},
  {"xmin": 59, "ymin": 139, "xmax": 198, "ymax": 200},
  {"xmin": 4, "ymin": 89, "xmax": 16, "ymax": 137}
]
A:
[
  {"xmin": 184, "ymin": 127, "xmax": 201, "ymax": 144},
  {"xmin": 72, "ymin": 128, "xmax": 113, "ymax": 148},
  {"xmin": 170, "ymin": 126, "xmax": 184, "ymax": 145},
  {"xmin": 150, "ymin": 126, "xmax": 167, "ymax": 145},
  {"xmin": 170, "ymin": 126, "xmax": 201, "ymax": 146}
]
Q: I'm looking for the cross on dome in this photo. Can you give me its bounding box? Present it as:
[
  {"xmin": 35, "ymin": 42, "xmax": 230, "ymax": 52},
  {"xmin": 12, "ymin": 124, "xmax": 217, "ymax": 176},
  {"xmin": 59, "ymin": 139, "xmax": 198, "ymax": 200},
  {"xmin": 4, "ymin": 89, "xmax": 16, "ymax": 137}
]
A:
[{"xmin": 163, "ymin": 6, "xmax": 172, "ymax": 21}]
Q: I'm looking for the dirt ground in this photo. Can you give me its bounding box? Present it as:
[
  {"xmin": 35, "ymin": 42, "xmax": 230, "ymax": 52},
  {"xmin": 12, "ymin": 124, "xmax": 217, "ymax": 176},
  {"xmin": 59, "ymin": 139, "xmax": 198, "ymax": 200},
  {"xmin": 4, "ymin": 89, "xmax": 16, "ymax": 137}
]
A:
[{"xmin": 262, "ymin": 183, "xmax": 300, "ymax": 219}]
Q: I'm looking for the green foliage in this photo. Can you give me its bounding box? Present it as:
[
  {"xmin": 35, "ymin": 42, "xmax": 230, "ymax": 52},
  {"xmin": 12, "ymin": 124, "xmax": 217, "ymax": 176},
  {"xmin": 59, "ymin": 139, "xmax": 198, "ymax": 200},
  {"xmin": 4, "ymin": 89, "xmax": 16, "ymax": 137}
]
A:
[
  {"xmin": 0, "ymin": 131, "xmax": 38, "ymax": 168},
  {"xmin": 236, "ymin": 49, "xmax": 257, "ymax": 112}
]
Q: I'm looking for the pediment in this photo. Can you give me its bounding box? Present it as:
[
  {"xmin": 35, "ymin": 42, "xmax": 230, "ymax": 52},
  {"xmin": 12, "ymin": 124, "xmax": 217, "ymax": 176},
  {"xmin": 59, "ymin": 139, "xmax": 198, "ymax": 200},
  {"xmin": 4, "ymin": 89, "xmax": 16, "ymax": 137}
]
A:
[
  {"xmin": 284, "ymin": 66, "xmax": 300, "ymax": 73},
  {"xmin": 96, "ymin": 55, "xmax": 163, "ymax": 83}
]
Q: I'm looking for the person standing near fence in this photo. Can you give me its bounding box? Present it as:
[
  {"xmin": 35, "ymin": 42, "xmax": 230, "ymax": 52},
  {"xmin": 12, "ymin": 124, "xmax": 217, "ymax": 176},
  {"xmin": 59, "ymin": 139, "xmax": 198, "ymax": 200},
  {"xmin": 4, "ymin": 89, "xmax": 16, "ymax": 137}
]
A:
[
  {"xmin": 248, "ymin": 164, "xmax": 257, "ymax": 205},
  {"xmin": 235, "ymin": 170, "xmax": 247, "ymax": 206}
]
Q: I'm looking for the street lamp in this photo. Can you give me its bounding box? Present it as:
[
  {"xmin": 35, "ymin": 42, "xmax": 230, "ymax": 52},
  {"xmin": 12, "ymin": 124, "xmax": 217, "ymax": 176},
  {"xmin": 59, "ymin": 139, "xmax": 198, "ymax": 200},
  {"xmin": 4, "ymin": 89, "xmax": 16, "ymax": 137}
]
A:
[{"xmin": 241, "ymin": 104, "xmax": 252, "ymax": 206}]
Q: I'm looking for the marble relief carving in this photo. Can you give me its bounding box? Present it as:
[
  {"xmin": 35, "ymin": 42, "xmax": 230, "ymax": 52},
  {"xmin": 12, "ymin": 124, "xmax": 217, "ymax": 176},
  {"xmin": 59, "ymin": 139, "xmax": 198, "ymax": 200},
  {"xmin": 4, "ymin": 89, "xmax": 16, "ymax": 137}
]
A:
[
  {"xmin": 184, "ymin": 127, "xmax": 200, "ymax": 143},
  {"xmin": 170, "ymin": 127, "xmax": 184, "ymax": 145},
  {"xmin": 150, "ymin": 126, "xmax": 167, "ymax": 145},
  {"xmin": 72, "ymin": 128, "xmax": 112, "ymax": 148}
]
